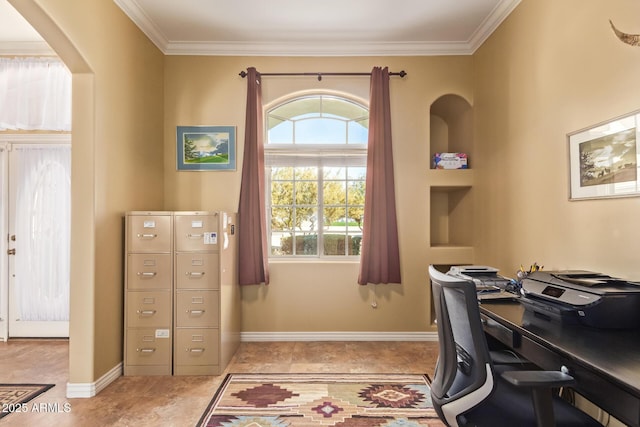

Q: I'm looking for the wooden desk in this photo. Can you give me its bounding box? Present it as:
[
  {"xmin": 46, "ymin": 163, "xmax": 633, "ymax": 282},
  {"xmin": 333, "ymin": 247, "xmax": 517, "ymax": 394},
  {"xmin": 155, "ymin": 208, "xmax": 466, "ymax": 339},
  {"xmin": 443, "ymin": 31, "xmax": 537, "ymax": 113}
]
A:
[{"xmin": 480, "ymin": 301, "xmax": 640, "ymax": 427}]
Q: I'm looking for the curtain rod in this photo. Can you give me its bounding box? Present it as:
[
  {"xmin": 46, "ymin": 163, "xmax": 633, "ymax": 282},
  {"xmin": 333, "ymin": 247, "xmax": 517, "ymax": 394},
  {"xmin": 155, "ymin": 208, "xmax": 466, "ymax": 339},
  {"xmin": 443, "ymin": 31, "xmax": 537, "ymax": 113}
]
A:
[{"xmin": 239, "ymin": 70, "xmax": 406, "ymax": 81}]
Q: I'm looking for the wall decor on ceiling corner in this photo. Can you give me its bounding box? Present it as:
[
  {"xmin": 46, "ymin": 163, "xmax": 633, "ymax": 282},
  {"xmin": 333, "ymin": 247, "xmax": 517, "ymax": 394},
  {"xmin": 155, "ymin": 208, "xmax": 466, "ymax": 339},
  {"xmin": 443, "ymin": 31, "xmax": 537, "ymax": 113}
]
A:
[
  {"xmin": 177, "ymin": 125, "xmax": 236, "ymax": 171},
  {"xmin": 568, "ymin": 110, "xmax": 640, "ymax": 200}
]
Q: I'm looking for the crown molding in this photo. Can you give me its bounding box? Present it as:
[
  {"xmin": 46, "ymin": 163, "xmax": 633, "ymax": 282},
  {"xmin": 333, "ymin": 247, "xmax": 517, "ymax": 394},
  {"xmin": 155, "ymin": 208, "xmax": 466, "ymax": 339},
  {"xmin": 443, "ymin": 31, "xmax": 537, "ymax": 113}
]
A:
[
  {"xmin": 116, "ymin": 0, "xmax": 522, "ymax": 56},
  {"xmin": 113, "ymin": 0, "xmax": 168, "ymax": 51},
  {"xmin": 163, "ymin": 40, "xmax": 476, "ymax": 56},
  {"xmin": 467, "ymin": 0, "xmax": 522, "ymax": 53}
]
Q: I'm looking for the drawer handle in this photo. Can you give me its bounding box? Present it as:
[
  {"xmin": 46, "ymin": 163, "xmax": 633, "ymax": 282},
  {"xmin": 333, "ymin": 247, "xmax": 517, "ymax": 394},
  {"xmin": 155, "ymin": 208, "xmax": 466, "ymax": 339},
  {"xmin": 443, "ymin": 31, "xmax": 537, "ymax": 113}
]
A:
[
  {"xmin": 137, "ymin": 348, "xmax": 156, "ymax": 353},
  {"xmin": 137, "ymin": 310, "xmax": 157, "ymax": 316},
  {"xmin": 137, "ymin": 233, "xmax": 157, "ymax": 239},
  {"xmin": 137, "ymin": 272, "xmax": 157, "ymax": 277},
  {"xmin": 187, "ymin": 233, "xmax": 203, "ymax": 239},
  {"xmin": 187, "ymin": 309, "xmax": 205, "ymax": 315},
  {"xmin": 186, "ymin": 271, "xmax": 205, "ymax": 277},
  {"xmin": 186, "ymin": 348, "xmax": 205, "ymax": 353}
]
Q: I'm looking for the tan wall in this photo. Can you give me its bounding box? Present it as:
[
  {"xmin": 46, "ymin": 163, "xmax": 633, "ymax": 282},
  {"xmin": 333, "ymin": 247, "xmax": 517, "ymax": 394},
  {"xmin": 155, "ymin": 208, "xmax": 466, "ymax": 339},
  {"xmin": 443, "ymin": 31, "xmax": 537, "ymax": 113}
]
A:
[
  {"xmin": 165, "ymin": 56, "xmax": 474, "ymax": 332},
  {"xmin": 474, "ymin": 0, "xmax": 640, "ymax": 280},
  {"xmin": 11, "ymin": 0, "xmax": 165, "ymax": 382},
  {"xmin": 16, "ymin": 0, "xmax": 640, "ymax": 386},
  {"xmin": 165, "ymin": 56, "xmax": 475, "ymax": 332}
]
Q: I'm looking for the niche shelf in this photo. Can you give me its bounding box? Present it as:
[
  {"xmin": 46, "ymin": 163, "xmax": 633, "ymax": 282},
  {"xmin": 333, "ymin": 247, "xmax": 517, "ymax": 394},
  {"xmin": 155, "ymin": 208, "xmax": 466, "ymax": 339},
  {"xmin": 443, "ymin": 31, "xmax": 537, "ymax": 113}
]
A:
[{"xmin": 428, "ymin": 94, "xmax": 474, "ymax": 266}]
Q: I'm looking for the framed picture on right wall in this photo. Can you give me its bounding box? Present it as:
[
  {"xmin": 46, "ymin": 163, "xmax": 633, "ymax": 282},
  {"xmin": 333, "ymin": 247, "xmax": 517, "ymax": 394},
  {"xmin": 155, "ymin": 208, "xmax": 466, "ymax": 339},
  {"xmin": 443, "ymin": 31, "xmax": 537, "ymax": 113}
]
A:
[{"xmin": 568, "ymin": 110, "xmax": 640, "ymax": 200}]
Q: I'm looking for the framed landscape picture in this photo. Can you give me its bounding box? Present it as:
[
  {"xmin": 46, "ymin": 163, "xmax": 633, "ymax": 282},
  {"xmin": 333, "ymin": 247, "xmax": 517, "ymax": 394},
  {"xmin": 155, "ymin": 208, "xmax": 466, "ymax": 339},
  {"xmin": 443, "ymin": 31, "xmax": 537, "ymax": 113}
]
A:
[
  {"xmin": 177, "ymin": 125, "xmax": 236, "ymax": 171},
  {"xmin": 568, "ymin": 111, "xmax": 640, "ymax": 200}
]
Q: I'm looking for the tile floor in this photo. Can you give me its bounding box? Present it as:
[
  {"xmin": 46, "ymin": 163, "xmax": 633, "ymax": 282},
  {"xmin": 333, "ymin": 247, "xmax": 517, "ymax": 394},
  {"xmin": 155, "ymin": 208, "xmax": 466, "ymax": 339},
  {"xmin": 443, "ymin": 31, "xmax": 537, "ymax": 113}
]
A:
[{"xmin": 0, "ymin": 339, "xmax": 440, "ymax": 426}]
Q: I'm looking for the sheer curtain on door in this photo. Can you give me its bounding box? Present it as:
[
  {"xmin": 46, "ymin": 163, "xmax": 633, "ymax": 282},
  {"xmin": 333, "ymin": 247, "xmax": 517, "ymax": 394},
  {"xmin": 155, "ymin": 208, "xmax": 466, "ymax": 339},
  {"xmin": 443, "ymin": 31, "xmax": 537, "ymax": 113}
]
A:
[{"xmin": 14, "ymin": 145, "xmax": 70, "ymax": 321}]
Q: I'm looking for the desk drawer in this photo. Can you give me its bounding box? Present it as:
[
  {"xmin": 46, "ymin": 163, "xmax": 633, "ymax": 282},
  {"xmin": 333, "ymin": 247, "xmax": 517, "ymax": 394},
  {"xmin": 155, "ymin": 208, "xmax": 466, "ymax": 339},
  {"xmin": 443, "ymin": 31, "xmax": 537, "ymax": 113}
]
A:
[{"xmin": 481, "ymin": 314, "xmax": 521, "ymax": 349}]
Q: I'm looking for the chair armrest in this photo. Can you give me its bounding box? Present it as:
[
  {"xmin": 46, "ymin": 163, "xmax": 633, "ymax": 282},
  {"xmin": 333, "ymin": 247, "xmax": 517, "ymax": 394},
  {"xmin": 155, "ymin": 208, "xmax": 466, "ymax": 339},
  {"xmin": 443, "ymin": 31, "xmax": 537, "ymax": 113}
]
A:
[{"xmin": 501, "ymin": 370, "xmax": 576, "ymax": 388}]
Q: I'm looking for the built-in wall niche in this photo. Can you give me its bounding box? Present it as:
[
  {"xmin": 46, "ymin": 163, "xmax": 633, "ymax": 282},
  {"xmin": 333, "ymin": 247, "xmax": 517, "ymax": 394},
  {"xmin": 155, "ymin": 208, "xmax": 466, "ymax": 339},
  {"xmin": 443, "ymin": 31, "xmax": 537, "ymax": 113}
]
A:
[
  {"xmin": 427, "ymin": 93, "xmax": 475, "ymax": 267},
  {"xmin": 430, "ymin": 186, "xmax": 473, "ymax": 247},
  {"xmin": 430, "ymin": 94, "xmax": 473, "ymax": 167}
]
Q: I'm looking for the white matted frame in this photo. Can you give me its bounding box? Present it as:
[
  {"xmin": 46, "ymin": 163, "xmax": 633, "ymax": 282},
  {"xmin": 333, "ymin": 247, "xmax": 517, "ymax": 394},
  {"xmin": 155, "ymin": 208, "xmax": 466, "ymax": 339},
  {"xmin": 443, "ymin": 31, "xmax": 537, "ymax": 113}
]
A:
[{"xmin": 568, "ymin": 110, "xmax": 640, "ymax": 200}]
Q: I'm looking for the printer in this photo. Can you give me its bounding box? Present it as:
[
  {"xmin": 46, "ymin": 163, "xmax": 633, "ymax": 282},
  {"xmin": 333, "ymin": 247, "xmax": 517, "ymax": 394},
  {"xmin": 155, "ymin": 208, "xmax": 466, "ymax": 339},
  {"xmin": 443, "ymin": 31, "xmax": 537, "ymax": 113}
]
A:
[{"xmin": 521, "ymin": 270, "xmax": 640, "ymax": 329}]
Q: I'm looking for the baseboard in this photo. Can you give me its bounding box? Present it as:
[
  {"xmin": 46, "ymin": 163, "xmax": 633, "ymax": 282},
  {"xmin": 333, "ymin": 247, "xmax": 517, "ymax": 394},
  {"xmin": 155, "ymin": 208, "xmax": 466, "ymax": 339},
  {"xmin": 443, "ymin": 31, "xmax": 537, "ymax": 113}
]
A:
[
  {"xmin": 66, "ymin": 362, "xmax": 122, "ymax": 398},
  {"xmin": 240, "ymin": 331, "xmax": 438, "ymax": 342}
]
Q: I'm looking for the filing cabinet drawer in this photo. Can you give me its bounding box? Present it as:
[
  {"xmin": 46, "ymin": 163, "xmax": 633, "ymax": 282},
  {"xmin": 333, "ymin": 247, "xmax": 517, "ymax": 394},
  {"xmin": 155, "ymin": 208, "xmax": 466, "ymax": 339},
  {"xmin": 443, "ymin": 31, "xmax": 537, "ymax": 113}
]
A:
[
  {"xmin": 126, "ymin": 291, "xmax": 171, "ymax": 327},
  {"xmin": 175, "ymin": 214, "xmax": 218, "ymax": 252},
  {"xmin": 126, "ymin": 328, "xmax": 172, "ymax": 366},
  {"xmin": 127, "ymin": 214, "xmax": 172, "ymax": 253},
  {"xmin": 175, "ymin": 290, "xmax": 219, "ymax": 327},
  {"xmin": 174, "ymin": 328, "xmax": 219, "ymax": 366},
  {"xmin": 127, "ymin": 254, "xmax": 172, "ymax": 290},
  {"xmin": 175, "ymin": 253, "xmax": 219, "ymax": 290}
]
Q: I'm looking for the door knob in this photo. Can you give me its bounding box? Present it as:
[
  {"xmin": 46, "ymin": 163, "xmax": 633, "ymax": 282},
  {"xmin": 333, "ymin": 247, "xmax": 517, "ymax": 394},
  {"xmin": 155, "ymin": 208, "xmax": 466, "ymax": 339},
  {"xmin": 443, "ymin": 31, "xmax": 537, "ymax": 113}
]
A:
[{"xmin": 7, "ymin": 249, "xmax": 15, "ymax": 255}]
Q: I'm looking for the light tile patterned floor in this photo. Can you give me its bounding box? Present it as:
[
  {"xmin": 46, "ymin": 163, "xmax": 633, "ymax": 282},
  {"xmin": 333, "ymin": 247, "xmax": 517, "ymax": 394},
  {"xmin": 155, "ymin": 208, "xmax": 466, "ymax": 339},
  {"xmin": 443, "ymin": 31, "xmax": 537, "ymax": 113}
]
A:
[{"xmin": 0, "ymin": 340, "xmax": 439, "ymax": 426}]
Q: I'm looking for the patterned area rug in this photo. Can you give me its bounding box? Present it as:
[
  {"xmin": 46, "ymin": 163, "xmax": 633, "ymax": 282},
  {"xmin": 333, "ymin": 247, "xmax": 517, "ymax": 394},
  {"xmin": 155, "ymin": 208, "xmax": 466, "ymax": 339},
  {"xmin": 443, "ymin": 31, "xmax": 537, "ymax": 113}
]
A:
[
  {"xmin": 0, "ymin": 384, "xmax": 55, "ymax": 419},
  {"xmin": 197, "ymin": 373, "xmax": 445, "ymax": 426}
]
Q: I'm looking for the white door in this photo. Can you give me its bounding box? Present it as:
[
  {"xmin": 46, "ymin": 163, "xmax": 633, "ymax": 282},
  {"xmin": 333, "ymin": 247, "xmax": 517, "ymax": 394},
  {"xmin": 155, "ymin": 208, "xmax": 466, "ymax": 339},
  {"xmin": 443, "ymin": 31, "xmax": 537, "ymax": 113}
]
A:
[{"xmin": 2, "ymin": 142, "xmax": 71, "ymax": 338}]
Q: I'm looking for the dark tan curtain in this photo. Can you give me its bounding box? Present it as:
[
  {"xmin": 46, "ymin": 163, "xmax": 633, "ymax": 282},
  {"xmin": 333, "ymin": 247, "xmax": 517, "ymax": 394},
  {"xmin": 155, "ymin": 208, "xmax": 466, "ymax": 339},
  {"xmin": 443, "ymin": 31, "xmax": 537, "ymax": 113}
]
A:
[
  {"xmin": 358, "ymin": 66, "xmax": 401, "ymax": 285},
  {"xmin": 238, "ymin": 67, "xmax": 270, "ymax": 285}
]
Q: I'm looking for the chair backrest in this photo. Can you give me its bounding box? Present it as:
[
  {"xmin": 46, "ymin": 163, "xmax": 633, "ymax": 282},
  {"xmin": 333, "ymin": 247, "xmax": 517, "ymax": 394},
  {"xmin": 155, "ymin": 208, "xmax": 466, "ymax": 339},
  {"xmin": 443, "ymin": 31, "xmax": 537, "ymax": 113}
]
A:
[{"xmin": 429, "ymin": 265, "xmax": 495, "ymax": 427}]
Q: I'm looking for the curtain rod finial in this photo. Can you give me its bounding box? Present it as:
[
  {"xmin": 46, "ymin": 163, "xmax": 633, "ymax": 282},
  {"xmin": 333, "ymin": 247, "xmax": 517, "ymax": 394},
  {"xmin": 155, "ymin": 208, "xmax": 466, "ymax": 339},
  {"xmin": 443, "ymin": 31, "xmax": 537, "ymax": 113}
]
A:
[{"xmin": 239, "ymin": 70, "xmax": 248, "ymax": 78}]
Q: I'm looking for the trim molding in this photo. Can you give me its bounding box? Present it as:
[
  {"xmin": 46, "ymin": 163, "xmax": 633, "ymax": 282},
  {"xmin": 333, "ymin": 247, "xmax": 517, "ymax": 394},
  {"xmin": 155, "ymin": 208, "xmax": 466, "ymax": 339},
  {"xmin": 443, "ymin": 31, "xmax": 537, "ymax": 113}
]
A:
[
  {"xmin": 115, "ymin": 0, "xmax": 521, "ymax": 56},
  {"xmin": 66, "ymin": 362, "xmax": 122, "ymax": 399},
  {"xmin": 240, "ymin": 331, "xmax": 438, "ymax": 342}
]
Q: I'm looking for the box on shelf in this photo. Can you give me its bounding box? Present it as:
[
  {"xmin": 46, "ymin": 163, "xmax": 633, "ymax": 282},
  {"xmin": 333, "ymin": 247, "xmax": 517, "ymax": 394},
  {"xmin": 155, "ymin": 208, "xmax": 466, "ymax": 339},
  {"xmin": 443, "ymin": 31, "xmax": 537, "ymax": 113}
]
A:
[{"xmin": 433, "ymin": 152, "xmax": 468, "ymax": 169}]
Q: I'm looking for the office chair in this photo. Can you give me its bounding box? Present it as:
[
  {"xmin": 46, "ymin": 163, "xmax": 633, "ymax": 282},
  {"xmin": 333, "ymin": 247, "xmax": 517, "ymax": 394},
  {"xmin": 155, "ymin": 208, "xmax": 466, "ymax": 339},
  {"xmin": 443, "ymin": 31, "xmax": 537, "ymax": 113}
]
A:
[{"xmin": 428, "ymin": 265, "xmax": 601, "ymax": 427}]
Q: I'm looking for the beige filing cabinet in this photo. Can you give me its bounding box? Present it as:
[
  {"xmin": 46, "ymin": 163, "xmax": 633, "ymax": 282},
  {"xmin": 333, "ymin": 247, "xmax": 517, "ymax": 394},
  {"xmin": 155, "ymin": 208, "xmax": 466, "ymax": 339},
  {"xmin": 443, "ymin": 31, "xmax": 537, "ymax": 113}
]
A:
[
  {"xmin": 124, "ymin": 211, "xmax": 173, "ymax": 375},
  {"xmin": 173, "ymin": 211, "xmax": 241, "ymax": 375}
]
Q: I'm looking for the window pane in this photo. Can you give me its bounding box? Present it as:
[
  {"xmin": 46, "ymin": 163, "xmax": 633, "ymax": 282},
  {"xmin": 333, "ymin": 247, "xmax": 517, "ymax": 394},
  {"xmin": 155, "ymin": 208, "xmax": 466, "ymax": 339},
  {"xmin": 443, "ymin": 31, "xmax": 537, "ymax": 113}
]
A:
[
  {"xmin": 348, "ymin": 233, "xmax": 363, "ymax": 255},
  {"xmin": 295, "ymin": 181, "xmax": 318, "ymax": 205},
  {"xmin": 347, "ymin": 206, "xmax": 365, "ymax": 229},
  {"xmin": 324, "ymin": 207, "xmax": 346, "ymax": 230},
  {"xmin": 271, "ymin": 207, "xmax": 293, "ymax": 231},
  {"xmin": 323, "ymin": 97, "xmax": 368, "ymax": 120},
  {"xmin": 324, "ymin": 234, "xmax": 347, "ymax": 256},
  {"xmin": 294, "ymin": 207, "xmax": 317, "ymax": 232},
  {"xmin": 271, "ymin": 181, "xmax": 293, "ymax": 205},
  {"xmin": 324, "ymin": 166, "xmax": 346, "ymax": 180},
  {"xmin": 272, "ymin": 231, "xmax": 292, "ymax": 255},
  {"xmin": 348, "ymin": 121, "xmax": 369, "ymax": 144},
  {"xmin": 323, "ymin": 180, "xmax": 346, "ymax": 205},
  {"xmin": 296, "ymin": 118, "xmax": 346, "ymax": 144},
  {"xmin": 268, "ymin": 120, "xmax": 293, "ymax": 143},
  {"xmin": 294, "ymin": 167, "xmax": 317, "ymax": 180},
  {"xmin": 295, "ymin": 234, "xmax": 318, "ymax": 255},
  {"xmin": 347, "ymin": 166, "xmax": 366, "ymax": 180}
]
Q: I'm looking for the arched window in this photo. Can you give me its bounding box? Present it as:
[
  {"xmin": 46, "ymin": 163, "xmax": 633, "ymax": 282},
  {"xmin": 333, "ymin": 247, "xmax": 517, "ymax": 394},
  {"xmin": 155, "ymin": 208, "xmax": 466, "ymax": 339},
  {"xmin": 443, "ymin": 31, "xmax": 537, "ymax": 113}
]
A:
[{"xmin": 265, "ymin": 94, "xmax": 368, "ymax": 257}]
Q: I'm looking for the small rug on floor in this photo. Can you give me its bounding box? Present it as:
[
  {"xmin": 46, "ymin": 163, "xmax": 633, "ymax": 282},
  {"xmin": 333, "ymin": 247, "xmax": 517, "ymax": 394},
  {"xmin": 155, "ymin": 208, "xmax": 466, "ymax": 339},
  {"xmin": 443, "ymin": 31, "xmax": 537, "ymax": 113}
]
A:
[
  {"xmin": 197, "ymin": 373, "xmax": 445, "ymax": 426},
  {"xmin": 0, "ymin": 384, "xmax": 55, "ymax": 419}
]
